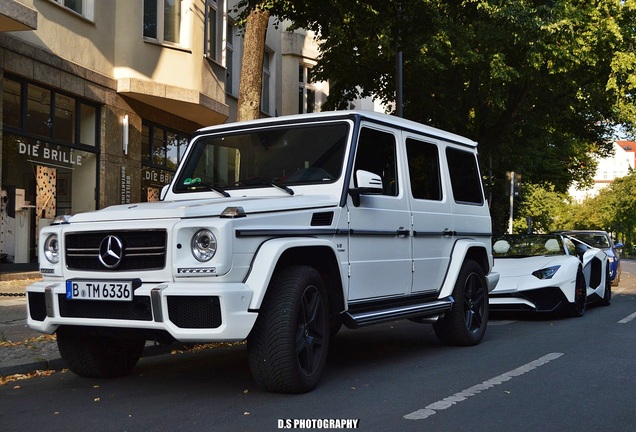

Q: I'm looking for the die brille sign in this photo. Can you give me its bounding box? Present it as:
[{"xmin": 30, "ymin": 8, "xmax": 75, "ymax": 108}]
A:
[{"xmin": 18, "ymin": 141, "xmax": 83, "ymax": 169}]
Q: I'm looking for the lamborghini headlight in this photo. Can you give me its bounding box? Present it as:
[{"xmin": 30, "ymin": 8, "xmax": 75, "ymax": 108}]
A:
[
  {"xmin": 191, "ymin": 229, "xmax": 217, "ymax": 262},
  {"xmin": 532, "ymin": 265, "xmax": 560, "ymax": 280}
]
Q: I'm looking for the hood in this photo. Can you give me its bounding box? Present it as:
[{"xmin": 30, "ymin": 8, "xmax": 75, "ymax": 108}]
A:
[
  {"xmin": 68, "ymin": 195, "xmax": 339, "ymax": 223},
  {"xmin": 493, "ymin": 255, "xmax": 567, "ymax": 277}
]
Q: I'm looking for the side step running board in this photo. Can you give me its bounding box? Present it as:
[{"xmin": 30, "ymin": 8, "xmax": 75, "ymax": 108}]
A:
[{"xmin": 340, "ymin": 297, "xmax": 454, "ymax": 329}]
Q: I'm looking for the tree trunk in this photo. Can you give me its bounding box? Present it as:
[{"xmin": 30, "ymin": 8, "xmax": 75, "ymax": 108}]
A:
[{"xmin": 237, "ymin": 7, "xmax": 270, "ymax": 122}]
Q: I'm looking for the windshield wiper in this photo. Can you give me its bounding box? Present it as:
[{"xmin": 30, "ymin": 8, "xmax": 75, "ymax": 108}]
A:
[
  {"xmin": 235, "ymin": 177, "xmax": 294, "ymax": 195},
  {"xmin": 196, "ymin": 183, "xmax": 231, "ymax": 197}
]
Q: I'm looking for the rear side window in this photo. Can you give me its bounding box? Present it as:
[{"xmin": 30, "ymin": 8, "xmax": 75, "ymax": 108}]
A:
[
  {"xmin": 406, "ymin": 138, "xmax": 442, "ymax": 201},
  {"xmin": 446, "ymin": 147, "xmax": 484, "ymax": 205}
]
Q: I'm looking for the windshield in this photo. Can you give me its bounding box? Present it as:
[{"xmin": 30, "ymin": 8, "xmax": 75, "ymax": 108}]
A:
[
  {"xmin": 174, "ymin": 121, "xmax": 349, "ymax": 193},
  {"xmin": 567, "ymin": 233, "xmax": 610, "ymax": 248},
  {"xmin": 493, "ymin": 235, "xmax": 565, "ymax": 258}
]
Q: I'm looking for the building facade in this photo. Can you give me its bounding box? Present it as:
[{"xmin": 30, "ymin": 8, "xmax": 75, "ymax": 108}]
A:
[
  {"xmin": 0, "ymin": 0, "xmax": 328, "ymax": 272},
  {"xmin": 569, "ymin": 141, "xmax": 636, "ymax": 202}
]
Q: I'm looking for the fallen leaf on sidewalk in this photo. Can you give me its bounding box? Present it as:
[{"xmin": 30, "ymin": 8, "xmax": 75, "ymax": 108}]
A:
[{"xmin": 0, "ymin": 369, "xmax": 56, "ymax": 386}]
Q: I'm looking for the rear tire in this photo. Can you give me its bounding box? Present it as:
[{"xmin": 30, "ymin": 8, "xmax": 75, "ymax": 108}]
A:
[
  {"xmin": 570, "ymin": 268, "xmax": 587, "ymax": 317},
  {"xmin": 433, "ymin": 259, "xmax": 488, "ymax": 346},
  {"xmin": 57, "ymin": 327, "xmax": 145, "ymax": 378},
  {"xmin": 601, "ymin": 266, "xmax": 612, "ymax": 306},
  {"xmin": 247, "ymin": 265, "xmax": 330, "ymax": 393}
]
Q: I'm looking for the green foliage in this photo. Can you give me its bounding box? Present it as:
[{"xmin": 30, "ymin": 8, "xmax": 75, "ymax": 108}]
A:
[
  {"xmin": 235, "ymin": 1, "xmax": 636, "ymax": 232},
  {"xmin": 512, "ymin": 183, "xmax": 573, "ymax": 233}
]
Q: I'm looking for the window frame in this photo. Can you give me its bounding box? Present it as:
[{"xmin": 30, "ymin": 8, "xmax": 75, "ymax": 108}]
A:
[
  {"xmin": 298, "ymin": 64, "xmax": 317, "ymax": 114},
  {"xmin": 143, "ymin": 0, "xmax": 190, "ymax": 48},
  {"xmin": 261, "ymin": 49, "xmax": 273, "ymax": 114},
  {"xmin": 204, "ymin": 0, "xmax": 227, "ymax": 64},
  {"xmin": 225, "ymin": 19, "xmax": 237, "ymax": 96},
  {"xmin": 48, "ymin": 0, "xmax": 95, "ymax": 21}
]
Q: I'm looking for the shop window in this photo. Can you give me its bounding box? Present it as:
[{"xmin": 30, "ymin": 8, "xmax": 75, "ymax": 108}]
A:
[
  {"xmin": 1, "ymin": 76, "xmax": 100, "ymax": 268},
  {"xmin": 79, "ymin": 103, "xmax": 97, "ymax": 146},
  {"xmin": 141, "ymin": 121, "xmax": 189, "ymax": 202},
  {"xmin": 54, "ymin": 93, "xmax": 75, "ymax": 143},
  {"xmin": 2, "ymin": 78, "xmax": 21, "ymax": 129},
  {"xmin": 27, "ymin": 84, "xmax": 52, "ymax": 137}
]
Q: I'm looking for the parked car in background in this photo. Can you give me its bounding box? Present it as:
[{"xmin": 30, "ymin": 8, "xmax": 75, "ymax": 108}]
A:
[
  {"xmin": 491, "ymin": 233, "xmax": 611, "ymax": 317},
  {"xmin": 557, "ymin": 230, "xmax": 623, "ymax": 286}
]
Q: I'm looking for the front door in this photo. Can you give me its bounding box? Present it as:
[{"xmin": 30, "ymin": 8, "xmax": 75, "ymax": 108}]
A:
[{"xmin": 346, "ymin": 125, "xmax": 412, "ymax": 301}]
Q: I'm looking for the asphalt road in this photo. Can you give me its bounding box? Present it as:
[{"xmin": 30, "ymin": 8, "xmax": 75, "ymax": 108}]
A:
[{"xmin": 1, "ymin": 263, "xmax": 635, "ymax": 432}]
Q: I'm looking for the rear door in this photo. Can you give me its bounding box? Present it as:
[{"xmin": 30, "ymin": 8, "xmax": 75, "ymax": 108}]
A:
[{"xmin": 406, "ymin": 137, "xmax": 453, "ymax": 293}]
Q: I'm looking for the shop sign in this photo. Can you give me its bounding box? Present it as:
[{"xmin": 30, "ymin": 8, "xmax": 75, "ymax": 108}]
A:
[
  {"xmin": 143, "ymin": 168, "xmax": 173, "ymax": 186},
  {"xmin": 121, "ymin": 166, "xmax": 131, "ymax": 204},
  {"xmin": 18, "ymin": 142, "xmax": 82, "ymax": 169}
]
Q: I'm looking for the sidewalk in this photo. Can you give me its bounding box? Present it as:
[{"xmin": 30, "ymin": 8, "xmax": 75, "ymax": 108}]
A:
[
  {"xmin": 0, "ymin": 277, "xmax": 65, "ymax": 378},
  {"xmin": 0, "ymin": 277, "xmax": 191, "ymax": 381}
]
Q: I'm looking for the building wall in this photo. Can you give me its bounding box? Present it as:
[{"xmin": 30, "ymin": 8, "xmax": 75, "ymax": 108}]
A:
[
  {"xmin": 0, "ymin": 0, "xmax": 330, "ymax": 271},
  {"xmin": 569, "ymin": 141, "xmax": 636, "ymax": 202}
]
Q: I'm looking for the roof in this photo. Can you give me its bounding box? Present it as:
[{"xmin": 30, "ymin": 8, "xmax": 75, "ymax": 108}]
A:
[{"xmin": 196, "ymin": 110, "xmax": 478, "ymax": 148}]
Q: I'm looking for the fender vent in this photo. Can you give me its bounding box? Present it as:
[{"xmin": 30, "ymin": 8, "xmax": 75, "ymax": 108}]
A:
[{"xmin": 311, "ymin": 211, "xmax": 334, "ymax": 226}]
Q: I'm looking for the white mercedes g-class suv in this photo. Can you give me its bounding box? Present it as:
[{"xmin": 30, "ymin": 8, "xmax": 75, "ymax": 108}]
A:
[{"xmin": 27, "ymin": 111, "xmax": 498, "ymax": 393}]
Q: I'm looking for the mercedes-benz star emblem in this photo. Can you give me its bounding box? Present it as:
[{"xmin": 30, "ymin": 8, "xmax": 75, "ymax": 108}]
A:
[{"xmin": 98, "ymin": 235, "xmax": 124, "ymax": 269}]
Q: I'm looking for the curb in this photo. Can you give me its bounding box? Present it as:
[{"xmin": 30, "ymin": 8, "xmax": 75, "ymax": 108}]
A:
[
  {"xmin": 0, "ymin": 358, "xmax": 66, "ymax": 377},
  {"xmin": 0, "ymin": 341, "xmax": 195, "ymax": 378}
]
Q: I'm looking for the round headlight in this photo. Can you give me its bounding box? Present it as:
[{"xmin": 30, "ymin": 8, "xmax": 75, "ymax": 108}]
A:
[
  {"xmin": 191, "ymin": 229, "xmax": 217, "ymax": 262},
  {"xmin": 44, "ymin": 234, "xmax": 60, "ymax": 264}
]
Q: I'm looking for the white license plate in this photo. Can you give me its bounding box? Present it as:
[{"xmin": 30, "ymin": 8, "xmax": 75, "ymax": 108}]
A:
[{"xmin": 66, "ymin": 280, "xmax": 133, "ymax": 301}]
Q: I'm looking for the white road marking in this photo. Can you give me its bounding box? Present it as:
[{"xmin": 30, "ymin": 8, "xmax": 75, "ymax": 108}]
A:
[
  {"xmin": 618, "ymin": 312, "xmax": 636, "ymax": 324},
  {"xmin": 403, "ymin": 352, "xmax": 565, "ymax": 421}
]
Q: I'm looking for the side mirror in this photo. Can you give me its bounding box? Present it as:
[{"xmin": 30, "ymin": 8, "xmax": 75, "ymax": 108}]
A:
[
  {"xmin": 160, "ymin": 184, "xmax": 169, "ymax": 201},
  {"xmin": 349, "ymin": 170, "xmax": 383, "ymax": 207},
  {"xmin": 614, "ymin": 242, "xmax": 624, "ymax": 250}
]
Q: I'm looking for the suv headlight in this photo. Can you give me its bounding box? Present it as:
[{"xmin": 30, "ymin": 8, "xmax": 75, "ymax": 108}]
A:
[
  {"xmin": 43, "ymin": 234, "xmax": 60, "ymax": 264},
  {"xmin": 191, "ymin": 229, "xmax": 217, "ymax": 262}
]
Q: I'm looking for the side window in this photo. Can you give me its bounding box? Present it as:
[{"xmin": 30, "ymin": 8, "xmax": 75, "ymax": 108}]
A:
[
  {"xmin": 144, "ymin": 0, "xmax": 188, "ymax": 46},
  {"xmin": 406, "ymin": 138, "xmax": 442, "ymax": 201},
  {"xmin": 446, "ymin": 147, "xmax": 484, "ymax": 205},
  {"xmin": 354, "ymin": 128, "xmax": 398, "ymax": 196}
]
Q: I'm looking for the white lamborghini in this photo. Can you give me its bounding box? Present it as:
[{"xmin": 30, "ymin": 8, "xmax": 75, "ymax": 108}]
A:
[{"xmin": 490, "ymin": 233, "xmax": 611, "ymax": 317}]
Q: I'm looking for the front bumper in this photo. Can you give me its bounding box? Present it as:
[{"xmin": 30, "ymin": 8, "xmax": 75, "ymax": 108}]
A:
[{"xmin": 26, "ymin": 279, "xmax": 257, "ymax": 342}]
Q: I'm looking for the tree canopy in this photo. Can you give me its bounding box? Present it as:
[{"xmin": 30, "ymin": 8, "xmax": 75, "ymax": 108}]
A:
[{"xmin": 235, "ymin": 0, "xmax": 636, "ymax": 233}]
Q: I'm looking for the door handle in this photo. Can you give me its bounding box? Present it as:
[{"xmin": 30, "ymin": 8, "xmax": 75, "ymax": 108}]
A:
[
  {"xmin": 443, "ymin": 229, "xmax": 456, "ymax": 238},
  {"xmin": 397, "ymin": 227, "xmax": 410, "ymax": 238}
]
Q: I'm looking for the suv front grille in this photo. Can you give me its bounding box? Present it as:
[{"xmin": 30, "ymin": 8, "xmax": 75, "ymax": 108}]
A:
[{"xmin": 65, "ymin": 230, "xmax": 167, "ymax": 271}]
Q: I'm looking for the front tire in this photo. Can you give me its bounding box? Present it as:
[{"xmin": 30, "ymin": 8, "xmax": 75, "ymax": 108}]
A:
[
  {"xmin": 433, "ymin": 259, "xmax": 488, "ymax": 346},
  {"xmin": 57, "ymin": 327, "xmax": 145, "ymax": 378},
  {"xmin": 247, "ymin": 265, "xmax": 330, "ymax": 393}
]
